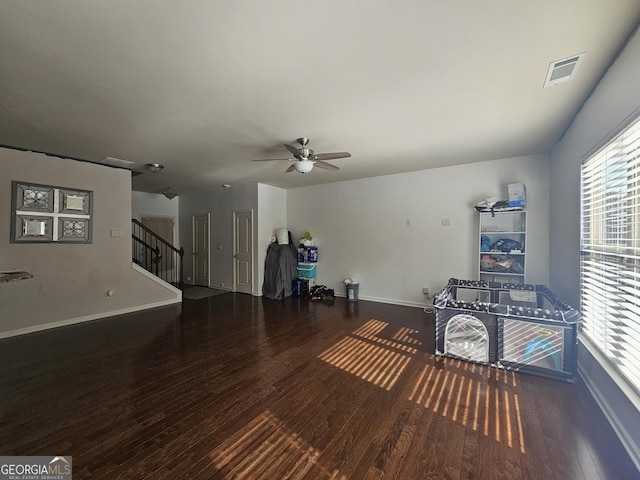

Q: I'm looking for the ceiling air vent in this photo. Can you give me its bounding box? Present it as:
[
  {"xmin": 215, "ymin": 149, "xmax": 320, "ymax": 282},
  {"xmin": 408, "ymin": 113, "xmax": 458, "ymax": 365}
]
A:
[
  {"xmin": 99, "ymin": 156, "xmax": 135, "ymax": 168},
  {"xmin": 544, "ymin": 53, "xmax": 585, "ymax": 88}
]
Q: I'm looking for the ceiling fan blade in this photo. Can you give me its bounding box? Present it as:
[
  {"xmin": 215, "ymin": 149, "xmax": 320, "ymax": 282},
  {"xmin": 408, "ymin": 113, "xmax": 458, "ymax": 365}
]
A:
[
  {"xmin": 284, "ymin": 144, "xmax": 302, "ymax": 159},
  {"xmin": 314, "ymin": 161, "xmax": 339, "ymax": 171},
  {"xmin": 285, "ymin": 164, "xmax": 297, "ymax": 173},
  {"xmin": 252, "ymin": 158, "xmax": 290, "ymax": 162},
  {"xmin": 313, "ymin": 152, "xmax": 351, "ymax": 161}
]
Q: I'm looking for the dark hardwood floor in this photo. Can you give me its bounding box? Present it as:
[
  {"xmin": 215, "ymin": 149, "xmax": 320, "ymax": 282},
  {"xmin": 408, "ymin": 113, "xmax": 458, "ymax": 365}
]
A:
[{"xmin": 1, "ymin": 294, "xmax": 637, "ymax": 479}]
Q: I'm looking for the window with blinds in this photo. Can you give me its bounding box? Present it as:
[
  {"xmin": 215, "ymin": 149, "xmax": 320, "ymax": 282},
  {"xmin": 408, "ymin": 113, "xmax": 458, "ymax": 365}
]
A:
[{"xmin": 580, "ymin": 114, "xmax": 640, "ymax": 393}]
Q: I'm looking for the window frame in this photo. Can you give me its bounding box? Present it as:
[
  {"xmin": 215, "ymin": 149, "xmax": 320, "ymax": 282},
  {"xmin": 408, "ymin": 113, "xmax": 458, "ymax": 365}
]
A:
[{"xmin": 580, "ymin": 110, "xmax": 640, "ymax": 398}]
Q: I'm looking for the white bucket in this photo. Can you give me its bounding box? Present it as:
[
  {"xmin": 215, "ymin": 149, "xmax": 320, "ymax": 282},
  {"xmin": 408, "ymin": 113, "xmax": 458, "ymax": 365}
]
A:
[{"xmin": 276, "ymin": 229, "xmax": 289, "ymax": 244}]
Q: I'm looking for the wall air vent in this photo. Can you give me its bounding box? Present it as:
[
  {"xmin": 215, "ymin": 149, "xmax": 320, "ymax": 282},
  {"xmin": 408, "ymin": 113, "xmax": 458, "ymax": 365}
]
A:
[{"xmin": 544, "ymin": 53, "xmax": 585, "ymax": 88}]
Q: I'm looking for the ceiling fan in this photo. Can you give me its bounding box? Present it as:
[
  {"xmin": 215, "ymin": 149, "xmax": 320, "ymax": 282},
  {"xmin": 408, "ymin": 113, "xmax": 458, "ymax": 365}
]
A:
[{"xmin": 253, "ymin": 137, "xmax": 351, "ymax": 174}]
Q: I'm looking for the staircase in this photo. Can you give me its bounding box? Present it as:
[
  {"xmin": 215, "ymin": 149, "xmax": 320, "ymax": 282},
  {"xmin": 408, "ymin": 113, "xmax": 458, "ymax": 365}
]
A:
[{"xmin": 132, "ymin": 219, "xmax": 184, "ymax": 289}]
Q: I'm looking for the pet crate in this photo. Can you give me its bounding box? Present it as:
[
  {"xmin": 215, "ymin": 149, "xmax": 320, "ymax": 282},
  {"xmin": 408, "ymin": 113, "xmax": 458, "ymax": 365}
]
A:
[{"xmin": 434, "ymin": 278, "xmax": 580, "ymax": 382}]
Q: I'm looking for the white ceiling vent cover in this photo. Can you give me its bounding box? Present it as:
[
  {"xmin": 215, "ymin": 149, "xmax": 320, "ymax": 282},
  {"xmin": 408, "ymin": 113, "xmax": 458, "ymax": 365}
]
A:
[
  {"xmin": 544, "ymin": 53, "xmax": 585, "ymax": 88},
  {"xmin": 99, "ymin": 156, "xmax": 135, "ymax": 168}
]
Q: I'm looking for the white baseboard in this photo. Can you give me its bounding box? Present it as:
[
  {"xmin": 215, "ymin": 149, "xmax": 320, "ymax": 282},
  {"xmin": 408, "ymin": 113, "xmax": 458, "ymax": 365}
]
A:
[
  {"xmin": 333, "ymin": 292, "xmax": 425, "ymax": 308},
  {"xmin": 0, "ymin": 263, "xmax": 183, "ymax": 339},
  {"xmin": 208, "ymin": 284, "xmax": 233, "ymax": 292},
  {"xmin": 0, "ymin": 298, "xmax": 182, "ymax": 340}
]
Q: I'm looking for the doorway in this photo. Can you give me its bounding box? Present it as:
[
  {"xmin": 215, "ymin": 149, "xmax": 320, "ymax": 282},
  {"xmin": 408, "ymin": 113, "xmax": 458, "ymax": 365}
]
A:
[
  {"xmin": 234, "ymin": 210, "xmax": 253, "ymax": 294},
  {"xmin": 193, "ymin": 214, "xmax": 210, "ymax": 286}
]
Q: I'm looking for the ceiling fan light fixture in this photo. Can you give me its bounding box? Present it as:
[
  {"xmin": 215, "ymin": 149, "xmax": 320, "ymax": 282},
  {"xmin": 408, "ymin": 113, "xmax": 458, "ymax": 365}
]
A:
[
  {"xmin": 252, "ymin": 137, "xmax": 351, "ymax": 175},
  {"xmin": 162, "ymin": 187, "xmax": 178, "ymax": 199},
  {"xmin": 294, "ymin": 161, "xmax": 314, "ymax": 174},
  {"xmin": 146, "ymin": 163, "xmax": 164, "ymax": 173}
]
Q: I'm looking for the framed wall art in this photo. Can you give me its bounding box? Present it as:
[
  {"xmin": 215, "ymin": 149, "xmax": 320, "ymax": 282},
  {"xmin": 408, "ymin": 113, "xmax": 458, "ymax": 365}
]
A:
[{"xmin": 11, "ymin": 181, "xmax": 93, "ymax": 243}]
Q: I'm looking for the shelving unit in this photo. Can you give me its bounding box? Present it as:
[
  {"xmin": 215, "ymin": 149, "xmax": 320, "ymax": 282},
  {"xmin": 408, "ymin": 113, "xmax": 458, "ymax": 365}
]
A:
[
  {"xmin": 297, "ymin": 245, "xmax": 317, "ymax": 288},
  {"xmin": 478, "ymin": 210, "xmax": 526, "ymax": 283}
]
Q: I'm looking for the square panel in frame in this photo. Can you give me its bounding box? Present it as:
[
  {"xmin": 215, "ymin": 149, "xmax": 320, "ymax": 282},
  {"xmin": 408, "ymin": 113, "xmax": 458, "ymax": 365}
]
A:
[
  {"xmin": 58, "ymin": 217, "xmax": 92, "ymax": 243},
  {"xmin": 12, "ymin": 182, "xmax": 55, "ymax": 213},
  {"xmin": 12, "ymin": 214, "xmax": 54, "ymax": 242},
  {"xmin": 59, "ymin": 188, "xmax": 92, "ymax": 215},
  {"xmin": 11, "ymin": 180, "xmax": 93, "ymax": 244}
]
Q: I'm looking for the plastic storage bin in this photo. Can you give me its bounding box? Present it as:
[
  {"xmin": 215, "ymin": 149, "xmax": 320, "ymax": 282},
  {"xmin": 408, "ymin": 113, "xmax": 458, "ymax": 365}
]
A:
[{"xmin": 297, "ymin": 263, "xmax": 316, "ymax": 279}]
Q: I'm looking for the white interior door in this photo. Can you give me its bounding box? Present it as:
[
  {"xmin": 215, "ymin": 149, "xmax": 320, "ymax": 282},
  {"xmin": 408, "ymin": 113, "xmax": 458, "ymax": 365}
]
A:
[
  {"xmin": 193, "ymin": 214, "xmax": 209, "ymax": 286},
  {"xmin": 234, "ymin": 211, "xmax": 252, "ymax": 294}
]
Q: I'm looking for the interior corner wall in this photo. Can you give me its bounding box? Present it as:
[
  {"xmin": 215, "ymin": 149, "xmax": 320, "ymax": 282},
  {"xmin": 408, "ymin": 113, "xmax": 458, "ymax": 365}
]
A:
[
  {"xmin": 0, "ymin": 148, "xmax": 180, "ymax": 337},
  {"xmin": 286, "ymin": 154, "xmax": 550, "ymax": 306},
  {"xmin": 257, "ymin": 183, "xmax": 287, "ymax": 296},
  {"xmin": 549, "ymin": 25, "xmax": 640, "ymax": 468},
  {"xmin": 178, "ymin": 183, "xmax": 258, "ymax": 290}
]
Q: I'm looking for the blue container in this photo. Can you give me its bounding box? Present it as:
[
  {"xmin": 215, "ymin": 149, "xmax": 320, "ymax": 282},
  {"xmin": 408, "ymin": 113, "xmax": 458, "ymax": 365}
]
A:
[
  {"xmin": 298, "ymin": 263, "xmax": 317, "ymax": 279},
  {"xmin": 307, "ymin": 246, "xmax": 318, "ymax": 263}
]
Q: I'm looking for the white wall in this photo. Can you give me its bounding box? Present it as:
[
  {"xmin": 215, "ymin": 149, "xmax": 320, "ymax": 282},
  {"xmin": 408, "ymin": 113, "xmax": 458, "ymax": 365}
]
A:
[
  {"xmin": 257, "ymin": 183, "xmax": 287, "ymax": 295},
  {"xmin": 179, "ymin": 184, "xmax": 258, "ymax": 290},
  {"xmin": 287, "ymin": 154, "xmax": 550, "ymax": 306},
  {"xmin": 0, "ymin": 149, "xmax": 180, "ymax": 337},
  {"xmin": 550, "ymin": 26, "xmax": 640, "ymax": 468}
]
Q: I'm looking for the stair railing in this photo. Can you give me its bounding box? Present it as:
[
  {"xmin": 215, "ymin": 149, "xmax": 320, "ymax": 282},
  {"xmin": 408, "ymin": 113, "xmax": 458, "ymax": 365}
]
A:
[{"xmin": 132, "ymin": 219, "xmax": 184, "ymax": 289}]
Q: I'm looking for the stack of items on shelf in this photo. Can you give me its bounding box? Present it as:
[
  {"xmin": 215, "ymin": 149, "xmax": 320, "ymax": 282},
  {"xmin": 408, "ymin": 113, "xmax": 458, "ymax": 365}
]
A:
[
  {"xmin": 296, "ymin": 231, "xmax": 317, "ymax": 289},
  {"xmin": 478, "ymin": 209, "xmax": 526, "ymax": 283},
  {"xmin": 476, "ymin": 182, "xmax": 527, "ymax": 283}
]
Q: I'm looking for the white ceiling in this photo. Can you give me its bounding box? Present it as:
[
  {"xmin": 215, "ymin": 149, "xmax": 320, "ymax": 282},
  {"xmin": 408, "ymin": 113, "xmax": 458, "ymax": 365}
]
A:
[{"xmin": 1, "ymin": 1, "xmax": 640, "ymax": 193}]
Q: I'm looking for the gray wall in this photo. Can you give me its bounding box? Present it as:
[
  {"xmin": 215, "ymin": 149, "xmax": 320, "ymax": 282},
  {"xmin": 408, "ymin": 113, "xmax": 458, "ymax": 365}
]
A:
[
  {"xmin": 139, "ymin": 183, "xmax": 285, "ymax": 296},
  {"xmin": 0, "ymin": 148, "xmax": 180, "ymax": 338},
  {"xmin": 178, "ymin": 183, "xmax": 259, "ymax": 291},
  {"xmin": 550, "ymin": 26, "xmax": 640, "ymax": 468}
]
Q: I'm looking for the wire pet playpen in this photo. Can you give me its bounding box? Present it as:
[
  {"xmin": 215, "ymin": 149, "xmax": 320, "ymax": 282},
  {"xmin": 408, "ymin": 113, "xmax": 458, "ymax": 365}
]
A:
[{"xmin": 434, "ymin": 278, "xmax": 581, "ymax": 382}]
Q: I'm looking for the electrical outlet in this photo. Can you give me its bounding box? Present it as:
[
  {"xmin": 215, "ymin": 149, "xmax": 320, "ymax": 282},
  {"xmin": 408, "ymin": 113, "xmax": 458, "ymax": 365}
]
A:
[{"xmin": 422, "ymin": 286, "xmax": 430, "ymax": 296}]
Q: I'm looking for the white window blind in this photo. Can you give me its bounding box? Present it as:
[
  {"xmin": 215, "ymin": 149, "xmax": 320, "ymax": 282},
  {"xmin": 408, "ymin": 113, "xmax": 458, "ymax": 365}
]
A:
[{"xmin": 581, "ymin": 115, "xmax": 640, "ymax": 393}]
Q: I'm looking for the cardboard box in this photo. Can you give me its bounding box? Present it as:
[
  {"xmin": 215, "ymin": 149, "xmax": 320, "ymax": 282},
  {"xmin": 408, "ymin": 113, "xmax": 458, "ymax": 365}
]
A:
[{"xmin": 508, "ymin": 183, "xmax": 526, "ymax": 208}]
